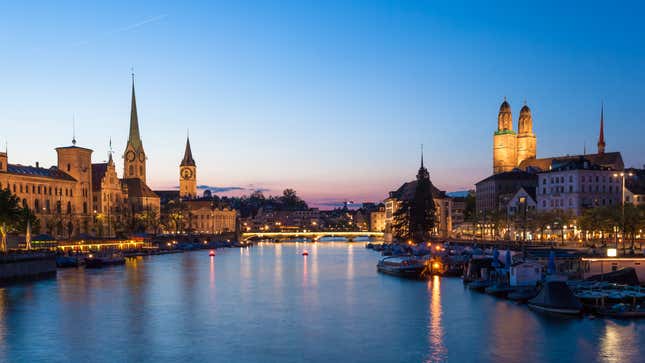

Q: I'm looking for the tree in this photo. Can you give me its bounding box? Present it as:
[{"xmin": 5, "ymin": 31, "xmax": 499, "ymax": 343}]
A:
[
  {"xmin": 278, "ymin": 189, "xmax": 308, "ymax": 211},
  {"xmin": 0, "ymin": 189, "xmax": 22, "ymax": 252},
  {"xmin": 16, "ymin": 207, "xmax": 40, "ymax": 236}
]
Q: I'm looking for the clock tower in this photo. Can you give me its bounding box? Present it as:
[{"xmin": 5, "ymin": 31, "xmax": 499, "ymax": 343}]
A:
[
  {"xmin": 179, "ymin": 136, "xmax": 197, "ymax": 199},
  {"xmin": 123, "ymin": 75, "xmax": 147, "ymax": 183}
]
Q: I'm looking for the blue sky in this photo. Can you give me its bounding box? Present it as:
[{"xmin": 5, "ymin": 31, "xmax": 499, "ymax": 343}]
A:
[{"xmin": 1, "ymin": 1, "xmax": 644, "ymax": 207}]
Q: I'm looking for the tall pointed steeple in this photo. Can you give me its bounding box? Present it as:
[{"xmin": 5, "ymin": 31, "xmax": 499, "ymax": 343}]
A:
[
  {"xmin": 123, "ymin": 72, "xmax": 147, "ymax": 183},
  {"xmin": 597, "ymin": 103, "xmax": 606, "ymax": 154},
  {"xmin": 417, "ymin": 144, "xmax": 429, "ymax": 180},
  {"xmin": 181, "ymin": 134, "xmax": 196, "ymax": 166},
  {"xmin": 128, "ymin": 73, "xmax": 142, "ymax": 150}
]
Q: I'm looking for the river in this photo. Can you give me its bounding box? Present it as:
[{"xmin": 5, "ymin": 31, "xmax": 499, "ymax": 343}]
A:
[{"xmin": 0, "ymin": 242, "xmax": 643, "ymax": 362}]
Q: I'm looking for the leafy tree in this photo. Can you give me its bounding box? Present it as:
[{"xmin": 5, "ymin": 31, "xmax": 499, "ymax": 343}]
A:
[{"xmin": 0, "ymin": 189, "xmax": 22, "ymax": 252}]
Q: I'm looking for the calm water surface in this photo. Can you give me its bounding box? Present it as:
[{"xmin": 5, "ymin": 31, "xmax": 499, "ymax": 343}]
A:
[{"xmin": 1, "ymin": 242, "xmax": 644, "ymax": 363}]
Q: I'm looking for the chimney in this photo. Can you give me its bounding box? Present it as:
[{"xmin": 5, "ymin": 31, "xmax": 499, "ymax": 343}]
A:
[{"xmin": 36, "ymin": 161, "xmax": 40, "ymax": 168}]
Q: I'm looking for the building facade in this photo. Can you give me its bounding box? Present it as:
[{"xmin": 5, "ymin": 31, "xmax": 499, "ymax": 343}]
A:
[
  {"xmin": 156, "ymin": 136, "xmax": 237, "ymax": 235},
  {"xmin": 475, "ymin": 171, "xmax": 538, "ymax": 214},
  {"xmin": 0, "ymin": 77, "xmax": 160, "ymax": 238},
  {"xmin": 536, "ymin": 158, "xmax": 621, "ymax": 216},
  {"xmin": 370, "ymin": 206, "xmax": 386, "ymax": 232}
]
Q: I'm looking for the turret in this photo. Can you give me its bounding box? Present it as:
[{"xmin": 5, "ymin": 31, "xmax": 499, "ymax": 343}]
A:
[
  {"xmin": 516, "ymin": 103, "xmax": 537, "ymax": 165},
  {"xmin": 493, "ymin": 98, "xmax": 517, "ymax": 173}
]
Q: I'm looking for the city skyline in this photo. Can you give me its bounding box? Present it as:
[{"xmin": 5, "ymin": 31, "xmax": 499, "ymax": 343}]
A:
[{"xmin": 2, "ymin": 1, "xmax": 644, "ymax": 207}]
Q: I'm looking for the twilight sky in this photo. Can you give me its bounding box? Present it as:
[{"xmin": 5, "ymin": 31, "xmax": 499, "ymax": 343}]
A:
[{"xmin": 1, "ymin": 1, "xmax": 644, "ymax": 208}]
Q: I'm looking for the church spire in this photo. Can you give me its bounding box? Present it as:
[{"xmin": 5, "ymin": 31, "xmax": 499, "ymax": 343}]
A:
[
  {"xmin": 420, "ymin": 144, "xmax": 424, "ymax": 169},
  {"xmin": 597, "ymin": 103, "xmax": 606, "ymax": 154},
  {"xmin": 181, "ymin": 134, "xmax": 196, "ymax": 166},
  {"xmin": 128, "ymin": 72, "xmax": 142, "ymax": 150}
]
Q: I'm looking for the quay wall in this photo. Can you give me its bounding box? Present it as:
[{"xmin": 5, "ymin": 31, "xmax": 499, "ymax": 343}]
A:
[{"xmin": 0, "ymin": 254, "xmax": 57, "ymax": 283}]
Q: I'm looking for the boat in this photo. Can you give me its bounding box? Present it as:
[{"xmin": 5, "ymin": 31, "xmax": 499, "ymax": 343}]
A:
[
  {"xmin": 302, "ymin": 250, "xmax": 309, "ymax": 256},
  {"xmin": 598, "ymin": 303, "xmax": 645, "ymax": 319},
  {"xmin": 56, "ymin": 255, "xmax": 84, "ymax": 268},
  {"xmin": 507, "ymin": 287, "xmax": 540, "ymax": 302},
  {"xmin": 485, "ymin": 283, "xmax": 515, "ymax": 298},
  {"xmin": 209, "ymin": 250, "xmax": 216, "ymax": 257},
  {"xmin": 468, "ymin": 279, "xmax": 493, "ymax": 292},
  {"xmin": 528, "ymin": 280, "xmax": 582, "ymax": 315},
  {"xmin": 585, "ymin": 267, "xmax": 640, "ymax": 286},
  {"xmin": 377, "ymin": 256, "xmax": 428, "ymax": 279},
  {"xmin": 84, "ymin": 253, "xmax": 126, "ymax": 268},
  {"xmin": 462, "ymin": 256, "xmax": 493, "ymax": 284}
]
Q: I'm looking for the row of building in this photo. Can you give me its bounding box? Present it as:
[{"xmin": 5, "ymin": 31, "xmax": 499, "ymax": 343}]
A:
[
  {"xmin": 476, "ymin": 101, "xmax": 644, "ymax": 222},
  {"xmin": 0, "ymin": 77, "xmax": 236, "ymax": 239}
]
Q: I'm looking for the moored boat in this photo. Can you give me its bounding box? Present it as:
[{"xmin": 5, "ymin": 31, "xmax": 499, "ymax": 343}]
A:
[
  {"xmin": 84, "ymin": 253, "xmax": 126, "ymax": 268},
  {"xmin": 377, "ymin": 256, "xmax": 428, "ymax": 279},
  {"xmin": 56, "ymin": 255, "xmax": 84, "ymax": 268},
  {"xmin": 528, "ymin": 280, "xmax": 582, "ymax": 315}
]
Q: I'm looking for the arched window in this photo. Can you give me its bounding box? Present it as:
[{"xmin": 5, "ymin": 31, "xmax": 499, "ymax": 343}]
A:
[
  {"xmin": 67, "ymin": 163, "xmax": 71, "ymax": 172},
  {"xmin": 83, "ymin": 202, "xmax": 87, "ymax": 214},
  {"xmin": 67, "ymin": 201, "xmax": 72, "ymax": 214},
  {"xmin": 56, "ymin": 201, "xmax": 62, "ymax": 214},
  {"xmin": 35, "ymin": 199, "xmax": 40, "ymax": 210},
  {"xmin": 22, "ymin": 199, "xmax": 27, "ymax": 208},
  {"xmin": 129, "ymin": 165, "xmax": 134, "ymax": 175}
]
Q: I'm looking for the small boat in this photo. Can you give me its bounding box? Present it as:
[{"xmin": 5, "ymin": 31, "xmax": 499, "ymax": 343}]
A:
[
  {"xmin": 507, "ymin": 287, "xmax": 540, "ymax": 302},
  {"xmin": 468, "ymin": 279, "xmax": 493, "ymax": 292},
  {"xmin": 302, "ymin": 250, "xmax": 309, "ymax": 256},
  {"xmin": 485, "ymin": 284, "xmax": 515, "ymax": 298},
  {"xmin": 209, "ymin": 250, "xmax": 216, "ymax": 257},
  {"xmin": 56, "ymin": 255, "xmax": 83, "ymax": 268},
  {"xmin": 377, "ymin": 256, "xmax": 428, "ymax": 279},
  {"xmin": 528, "ymin": 281, "xmax": 582, "ymax": 315},
  {"xmin": 84, "ymin": 253, "xmax": 125, "ymax": 268},
  {"xmin": 599, "ymin": 303, "xmax": 645, "ymax": 319}
]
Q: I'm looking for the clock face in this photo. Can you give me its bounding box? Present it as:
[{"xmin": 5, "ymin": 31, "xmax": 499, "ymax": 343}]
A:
[
  {"xmin": 139, "ymin": 153, "xmax": 146, "ymax": 162},
  {"xmin": 126, "ymin": 151, "xmax": 136, "ymax": 162},
  {"xmin": 181, "ymin": 168, "xmax": 193, "ymax": 180}
]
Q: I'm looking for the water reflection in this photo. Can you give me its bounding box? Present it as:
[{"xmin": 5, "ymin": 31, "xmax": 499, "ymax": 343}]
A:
[
  {"xmin": 1, "ymin": 244, "xmax": 644, "ymax": 363},
  {"xmin": 599, "ymin": 321, "xmax": 638, "ymax": 363},
  {"xmin": 426, "ymin": 275, "xmax": 446, "ymax": 362}
]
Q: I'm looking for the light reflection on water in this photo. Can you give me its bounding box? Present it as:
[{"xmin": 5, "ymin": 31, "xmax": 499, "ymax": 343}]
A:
[{"xmin": 0, "ymin": 242, "xmax": 643, "ymax": 363}]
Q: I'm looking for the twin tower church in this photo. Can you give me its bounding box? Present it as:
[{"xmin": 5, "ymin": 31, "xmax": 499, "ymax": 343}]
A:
[{"xmin": 491, "ymin": 98, "xmax": 618, "ymax": 174}]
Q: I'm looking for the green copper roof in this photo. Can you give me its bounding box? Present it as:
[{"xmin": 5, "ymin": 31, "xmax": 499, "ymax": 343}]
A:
[
  {"xmin": 494, "ymin": 129, "xmax": 516, "ymax": 136},
  {"xmin": 128, "ymin": 80, "xmax": 143, "ymax": 150}
]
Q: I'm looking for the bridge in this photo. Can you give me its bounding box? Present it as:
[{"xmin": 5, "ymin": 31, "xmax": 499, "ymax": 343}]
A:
[{"xmin": 241, "ymin": 231, "xmax": 384, "ymax": 242}]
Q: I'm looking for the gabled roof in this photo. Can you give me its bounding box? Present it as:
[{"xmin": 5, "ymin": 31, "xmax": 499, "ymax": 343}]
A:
[
  {"xmin": 389, "ymin": 180, "xmax": 446, "ymax": 201},
  {"xmin": 518, "ymin": 152, "xmax": 623, "ymax": 172},
  {"xmin": 5, "ymin": 164, "xmax": 76, "ymax": 181},
  {"xmin": 475, "ymin": 170, "xmax": 537, "ymax": 185},
  {"xmin": 121, "ymin": 178, "xmax": 158, "ymax": 198}
]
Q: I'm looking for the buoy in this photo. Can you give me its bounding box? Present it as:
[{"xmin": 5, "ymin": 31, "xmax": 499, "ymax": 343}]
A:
[
  {"xmin": 302, "ymin": 250, "xmax": 309, "ymax": 256},
  {"xmin": 209, "ymin": 250, "xmax": 216, "ymax": 257}
]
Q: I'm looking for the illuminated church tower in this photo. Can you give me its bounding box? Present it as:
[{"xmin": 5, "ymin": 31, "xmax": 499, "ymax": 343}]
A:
[
  {"xmin": 516, "ymin": 102, "xmax": 537, "ymax": 165},
  {"xmin": 493, "ymin": 99, "xmax": 517, "ymax": 173},
  {"xmin": 123, "ymin": 75, "xmax": 147, "ymax": 183},
  {"xmin": 179, "ymin": 136, "xmax": 197, "ymax": 199}
]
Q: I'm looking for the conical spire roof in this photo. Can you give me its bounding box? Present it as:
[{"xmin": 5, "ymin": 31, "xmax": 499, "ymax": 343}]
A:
[
  {"xmin": 128, "ymin": 76, "xmax": 143, "ymax": 150},
  {"xmin": 597, "ymin": 103, "xmax": 606, "ymax": 154},
  {"xmin": 181, "ymin": 136, "xmax": 196, "ymax": 166}
]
